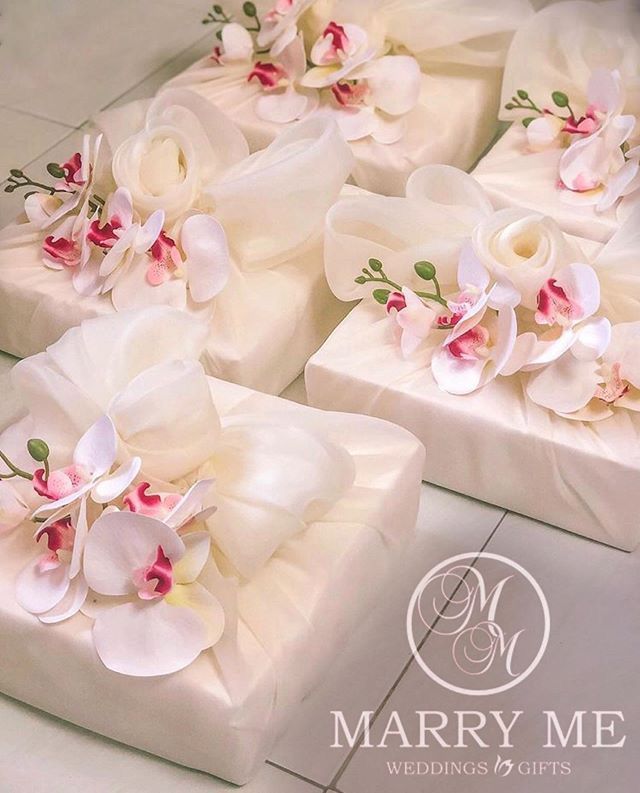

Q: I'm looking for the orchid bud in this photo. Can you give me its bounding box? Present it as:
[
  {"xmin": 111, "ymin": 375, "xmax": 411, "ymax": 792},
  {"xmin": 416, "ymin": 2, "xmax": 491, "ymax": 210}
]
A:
[
  {"xmin": 516, "ymin": 89, "xmax": 529, "ymax": 100},
  {"xmin": 46, "ymin": 163, "xmax": 65, "ymax": 179},
  {"xmin": 368, "ymin": 258, "xmax": 383, "ymax": 272},
  {"xmin": 27, "ymin": 439, "xmax": 50, "ymax": 463},
  {"xmin": 243, "ymin": 1, "xmax": 257, "ymax": 16},
  {"xmin": 373, "ymin": 289, "xmax": 390, "ymax": 304},
  {"xmin": 551, "ymin": 91, "xmax": 569, "ymax": 108},
  {"xmin": 354, "ymin": 275, "xmax": 367, "ymax": 284},
  {"xmin": 414, "ymin": 261, "xmax": 436, "ymax": 281}
]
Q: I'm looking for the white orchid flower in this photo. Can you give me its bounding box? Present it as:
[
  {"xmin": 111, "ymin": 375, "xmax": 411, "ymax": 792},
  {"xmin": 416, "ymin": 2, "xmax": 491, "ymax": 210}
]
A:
[
  {"xmin": 385, "ymin": 287, "xmax": 437, "ymax": 358},
  {"xmin": 257, "ymin": 0, "xmax": 314, "ymax": 56},
  {"xmin": 301, "ymin": 22, "xmax": 421, "ymax": 144},
  {"xmin": 83, "ymin": 509, "xmax": 224, "ymax": 676},
  {"xmin": 558, "ymin": 69, "xmax": 640, "ymax": 212},
  {"xmin": 250, "ymin": 33, "xmax": 319, "ymax": 124},
  {"xmin": 31, "ymin": 415, "xmax": 141, "ymax": 518},
  {"xmin": 25, "ymin": 134, "xmax": 102, "ymax": 230},
  {"xmin": 431, "ymin": 246, "xmax": 519, "ymax": 395},
  {"xmin": 524, "ymin": 318, "xmax": 638, "ymax": 422}
]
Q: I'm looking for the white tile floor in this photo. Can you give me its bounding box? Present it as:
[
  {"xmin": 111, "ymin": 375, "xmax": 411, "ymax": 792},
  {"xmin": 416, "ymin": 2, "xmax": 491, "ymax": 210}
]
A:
[{"xmin": 0, "ymin": 3, "xmax": 637, "ymax": 792}]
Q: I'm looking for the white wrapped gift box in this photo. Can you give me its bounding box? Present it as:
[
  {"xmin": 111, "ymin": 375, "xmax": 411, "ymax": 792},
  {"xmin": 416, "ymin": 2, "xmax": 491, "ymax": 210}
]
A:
[
  {"xmin": 168, "ymin": 63, "xmax": 502, "ymax": 196},
  {"xmin": 0, "ymin": 344, "xmax": 424, "ymax": 784},
  {"xmin": 0, "ymin": 92, "xmax": 359, "ymax": 395},
  {"xmin": 474, "ymin": 0, "xmax": 640, "ymax": 243},
  {"xmin": 305, "ymin": 300, "xmax": 640, "ymax": 551},
  {"xmin": 0, "ymin": 216, "xmax": 350, "ymax": 395}
]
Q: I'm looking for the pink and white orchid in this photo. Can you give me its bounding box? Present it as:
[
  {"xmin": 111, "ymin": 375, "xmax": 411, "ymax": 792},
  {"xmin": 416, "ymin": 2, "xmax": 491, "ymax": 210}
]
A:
[
  {"xmin": 31, "ymin": 415, "xmax": 141, "ymax": 520},
  {"xmin": 24, "ymin": 135, "xmax": 103, "ymax": 230},
  {"xmin": 83, "ymin": 509, "xmax": 224, "ymax": 676},
  {"xmin": 431, "ymin": 247, "xmax": 519, "ymax": 395},
  {"xmin": 257, "ymin": 0, "xmax": 314, "ymax": 56},
  {"xmin": 15, "ymin": 505, "xmax": 90, "ymax": 624},
  {"xmin": 250, "ymin": 34, "xmax": 318, "ymax": 124},
  {"xmin": 0, "ymin": 481, "xmax": 29, "ymax": 534},
  {"xmin": 524, "ymin": 318, "xmax": 639, "ymax": 421},
  {"xmin": 386, "ymin": 287, "xmax": 436, "ymax": 358},
  {"xmin": 124, "ymin": 478, "xmax": 215, "ymax": 530},
  {"xmin": 558, "ymin": 70, "xmax": 640, "ymax": 211},
  {"xmin": 301, "ymin": 23, "xmax": 421, "ymax": 144}
]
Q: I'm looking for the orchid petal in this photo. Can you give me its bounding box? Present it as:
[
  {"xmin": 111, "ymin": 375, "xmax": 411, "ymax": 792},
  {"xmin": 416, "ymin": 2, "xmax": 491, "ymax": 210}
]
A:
[
  {"xmin": 572, "ymin": 317, "xmax": 611, "ymax": 361},
  {"xmin": 92, "ymin": 597, "xmax": 214, "ymax": 677},
  {"xmin": 39, "ymin": 574, "xmax": 88, "ymax": 624},
  {"xmin": 135, "ymin": 210, "xmax": 165, "ymax": 254},
  {"xmin": 458, "ymin": 242, "xmax": 490, "ymax": 292},
  {"xmin": 84, "ymin": 511, "xmax": 185, "ymax": 596},
  {"xmin": 72, "ymin": 414, "xmax": 118, "ymax": 478},
  {"xmin": 108, "ymin": 187, "xmax": 134, "ymax": 229},
  {"xmin": 91, "ymin": 457, "xmax": 142, "ymax": 504},
  {"xmin": 255, "ymin": 87, "xmax": 311, "ymax": 125},
  {"xmin": 180, "ymin": 214, "xmax": 230, "ymax": 302},
  {"xmin": 431, "ymin": 348, "xmax": 486, "ymax": 395},
  {"xmin": 68, "ymin": 495, "xmax": 88, "ymax": 579},
  {"xmin": 553, "ymin": 262, "xmax": 601, "ymax": 321},
  {"xmin": 587, "ymin": 68, "xmax": 623, "ymax": 115},
  {"xmin": 165, "ymin": 479, "xmax": 214, "ymax": 531},
  {"xmin": 527, "ymin": 354, "xmax": 601, "ymax": 415},
  {"xmin": 333, "ymin": 105, "xmax": 378, "ymax": 142},
  {"xmin": 220, "ymin": 23, "xmax": 254, "ymax": 61},
  {"xmin": 173, "ymin": 531, "xmax": 211, "ymax": 584},
  {"xmin": 16, "ymin": 556, "xmax": 70, "ymax": 615}
]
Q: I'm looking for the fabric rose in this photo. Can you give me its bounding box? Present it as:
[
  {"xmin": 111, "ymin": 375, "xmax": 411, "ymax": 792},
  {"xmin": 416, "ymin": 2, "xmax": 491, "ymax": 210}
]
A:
[
  {"xmin": 108, "ymin": 89, "xmax": 249, "ymax": 223},
  {"xmin": 471, "ymin": 207, "xmax": 584, "ymax": 310}
]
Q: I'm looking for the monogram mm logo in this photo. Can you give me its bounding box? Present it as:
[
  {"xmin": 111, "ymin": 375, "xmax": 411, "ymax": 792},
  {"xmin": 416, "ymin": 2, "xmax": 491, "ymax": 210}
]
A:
[{"xmin": 407, "ymin": 553, "xmax": 550, "ymax": 696}]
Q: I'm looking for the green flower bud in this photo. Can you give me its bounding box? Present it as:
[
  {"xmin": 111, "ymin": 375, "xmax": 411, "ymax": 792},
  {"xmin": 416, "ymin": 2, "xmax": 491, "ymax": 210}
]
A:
[
  {"xmin": 27, "ymin": 438, "xmax": 50, "ymax": 462},
  {"xmin": 504, "ymin": 102, "xmax": 515, "ymax": 110},
  {"xmin": 368, "ymin": 257, "xmax": 383, "ymax": 272},
  {"xmin": 46, "ymin": 162, "xmax": 65, "ymax": 179},
  {"xmin": 522, "ymin": 117, "xmax": 535, "ymax": 128},
  {"xmin": 414, "ymin": 260, "xmax": 436, "ymax": 281},
  {"xmin": 354, "ymin": 275, "xmax": 367, "ymax": 284},
  {"xmin": 243, "ymin": 1, "xmax": 257, "ymax": 16},
  {"xmin": 516, "ymin": 89, "xmax": 529, "ymax": 100},
  {"xmin": 551, "ymin": 91, "xmax": 569, "ymax": 108},
  {"xmin": 213, "ymin": 4, "xmax": 223, "ymax": 12},
  {"xmin": 9, "ymin": 168, "xmax": 24, "ymax": 178},
  {"xmin": 4, "ymin": 185, "xmax": 15, "ymax": 193},
  {"xmin": 372, "ymin": 289, "xmax": 390, "ymax": 304}
]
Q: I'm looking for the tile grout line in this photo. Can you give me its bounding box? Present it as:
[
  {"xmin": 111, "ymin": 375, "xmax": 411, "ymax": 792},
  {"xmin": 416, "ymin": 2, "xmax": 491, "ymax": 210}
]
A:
[
  {"xmin": 99, "ymin": 28, "xmax": 213, "ymax": 113},
  {"xmin": 0, "ymin": 103, "xmax": 76, "ymax": 130},
  {"xmin": 325, "ymin": 510, "xmax": 508, "ymax": 793},
  {"xmin": 265, "ymin": 759, "xmax": 327, "ymax": 790}
]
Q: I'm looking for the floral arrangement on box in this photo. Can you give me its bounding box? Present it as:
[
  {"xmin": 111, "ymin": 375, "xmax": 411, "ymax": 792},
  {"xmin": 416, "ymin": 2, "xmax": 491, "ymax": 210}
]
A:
[
  {"xmin": 506, "ymin": 68, "xmax": 640, "ymax": 212},
  {"xmin": 3, "ymin": 89, "xmax": 352, "ymax": 311},
  {"xmin": 325, "ymin": 165, "xmax": 640, "ymax": 421},
  {"xmin": 199, "ymin": 0, "xmax": 422, "ymax": 143},
  {"xmin": 0, "ymin": 308, "xmax": 355, "ymax": 677}
]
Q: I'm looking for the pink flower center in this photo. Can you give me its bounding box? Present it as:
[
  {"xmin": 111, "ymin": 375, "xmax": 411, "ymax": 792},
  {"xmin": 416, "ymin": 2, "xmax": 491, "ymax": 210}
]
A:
[
  {"xmin": 146, "ymin": 230, "xmax": 181, "ymax": 286},
  {"xmin": 265, "ymin": 0, "xmax": 293, "ymax": 22},
  {"xmin": 323, "ymin": 21, "xmax": 349, "ymax": 54},
  {"xmin": 438, "ymin": 290, "xmax": 480, "ymax": 328},
  {"xmin": 43, "ymin": 235, "xmax": 81, "ymax": 268},
  {"xmin": 87, "ymin": 216, "xmax": 122, "ymax": 248},
  {"xmin": 61, "ymin": 152, "xmax": 84, "ymax": 187},
  {"xmin": 331, "ymin": 80, "xmax": 368, "ymax": 107},
  {"xmin": 447, "ymin": 325, "xmax": 491, "ymax": 360},
  {"xmin": 562, "ymin": 106, "xmax": 599, "ymax": 136},
  {"xmin": 36, "ymin": 517, "xmax": 75, "ymax": 572},
  {"xmin": 386, "ymin": 291, "xmax": 407, "ymax": 313},
  {"xmin": 594, "ymin": 362, "xmax": 629, "ymax": 405},
  {"xmin": 33, "ymin": 465, "xmax": 89, "ymax": 501},
  {"xmin": 124, "ymin": 482, "xmax": 182, "ymax": 519},
  {"xmin": 535, "ymin": 279, "xmax": 581, "ymax": 326},
  {"xmin": 248, "ymin": 62, "xmax": 287, "ymax": 90},
  {"xmin": 134, "ymin": 545, "xmax": 174, "ymax": 600}
]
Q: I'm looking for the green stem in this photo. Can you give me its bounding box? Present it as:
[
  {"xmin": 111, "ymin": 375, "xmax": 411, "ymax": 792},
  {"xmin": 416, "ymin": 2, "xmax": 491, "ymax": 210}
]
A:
[
  {"xmin": 0, "ymin": 449, "xmax": 34, "ymax": 481},
  {"xmin": 413, "ymin": 289, "xmax": 447, "ymax": 307}
]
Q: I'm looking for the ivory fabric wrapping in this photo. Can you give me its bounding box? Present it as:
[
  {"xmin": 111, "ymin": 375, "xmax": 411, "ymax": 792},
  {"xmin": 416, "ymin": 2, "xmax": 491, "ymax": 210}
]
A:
[
  {"xmin": 473, "ymin": 0, "xmax": 640, "ymax": 243},
  {"xmin": 0, "ymin": 196, "xmax": 357, "ymax": 396},
  {"xmin": 0, "ymin": 368, "xmax": 424, "ymax": 783},
  {"xmin": 305, "ymin": 302, "xmax": 640, "ymax": 551},
  {"xmin": 166, "ymin": 60, "xmax": 502, "ymax": 196}
]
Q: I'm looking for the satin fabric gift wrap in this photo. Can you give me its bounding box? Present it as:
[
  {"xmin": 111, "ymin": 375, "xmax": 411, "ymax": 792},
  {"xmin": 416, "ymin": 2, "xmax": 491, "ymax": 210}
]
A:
[
  {"xmin": 473, "ymin": 0, "xmax": 640, "ymax": 243},
  {"xmin": 163, "ymin": 0, "xmax": 536, "ymax": 195},
  {"xmin": 0, "ymin": 307, "xmax": 424, "ymax": 783},
  {"xmin": 306, "ymin": 164, "xmax": 640, "ymax": 550},
  {"xmin": 0, "ymin": 89, "xmax": 355, "ymax": 395}
]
